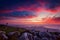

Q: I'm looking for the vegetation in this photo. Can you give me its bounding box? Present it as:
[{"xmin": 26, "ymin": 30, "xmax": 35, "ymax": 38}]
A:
[{"xmin": 0, "ymin": 25, "xmax": 27, "ymax": 33}]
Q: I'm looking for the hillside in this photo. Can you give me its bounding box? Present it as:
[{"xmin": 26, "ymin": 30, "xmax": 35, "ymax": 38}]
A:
[{"xmin": 0, "ymin": 24, "xmax": 28, "ymax": 33}]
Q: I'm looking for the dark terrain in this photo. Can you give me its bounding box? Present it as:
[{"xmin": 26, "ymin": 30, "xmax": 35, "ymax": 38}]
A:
[{"xmin": 0, "ymin": 24, "xmax": 60, "ymax": 40}]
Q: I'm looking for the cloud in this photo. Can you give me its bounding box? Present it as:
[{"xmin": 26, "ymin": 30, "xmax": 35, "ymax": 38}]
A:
[
  {"xmin": 0, "ymin": 11, "xmax": 36, "ymax": 20},
  {"xmin": 0, "ymin": 0, "xmax": 60, "ymax": 25},
  {"xmin": 53, "ymin": 17, "xmax": 60, "ymax": 22}
]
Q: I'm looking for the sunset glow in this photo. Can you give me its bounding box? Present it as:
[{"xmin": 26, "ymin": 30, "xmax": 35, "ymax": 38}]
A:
[{"xmin": 0, "ymin": 0, "xmax": 60, "ymax": 26}]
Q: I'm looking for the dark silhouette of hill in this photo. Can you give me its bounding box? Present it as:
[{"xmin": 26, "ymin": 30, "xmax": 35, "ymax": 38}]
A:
[
  {"xmin": 0, "ymin": 24, "xmax": 60, "ymax": 33},
  {"xmin": 0, "ymin": 24, "xmax": 28, "ymax": 33}
]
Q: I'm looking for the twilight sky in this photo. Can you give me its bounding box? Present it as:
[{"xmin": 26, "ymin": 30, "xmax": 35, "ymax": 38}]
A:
[{"xmin": 0, "ymin": 0, "xmax": 60, "ymax": 25}]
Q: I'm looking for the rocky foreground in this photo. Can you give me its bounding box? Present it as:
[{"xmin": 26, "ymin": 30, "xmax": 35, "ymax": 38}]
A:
[{"xmin": 0, "ymin": 25, "xmax": 60, "ymax": 40}]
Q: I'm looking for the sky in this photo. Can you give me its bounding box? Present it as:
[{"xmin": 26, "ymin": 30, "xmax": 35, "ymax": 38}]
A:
[{"xmin": 0, "ymin": 0, "xmax": 60, "ymax": 25}]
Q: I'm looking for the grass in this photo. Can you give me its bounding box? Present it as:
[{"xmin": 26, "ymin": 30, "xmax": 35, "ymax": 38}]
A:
[{"xmin": 0, "ymin": 25, "xmax": 27, "ymax": 33}]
